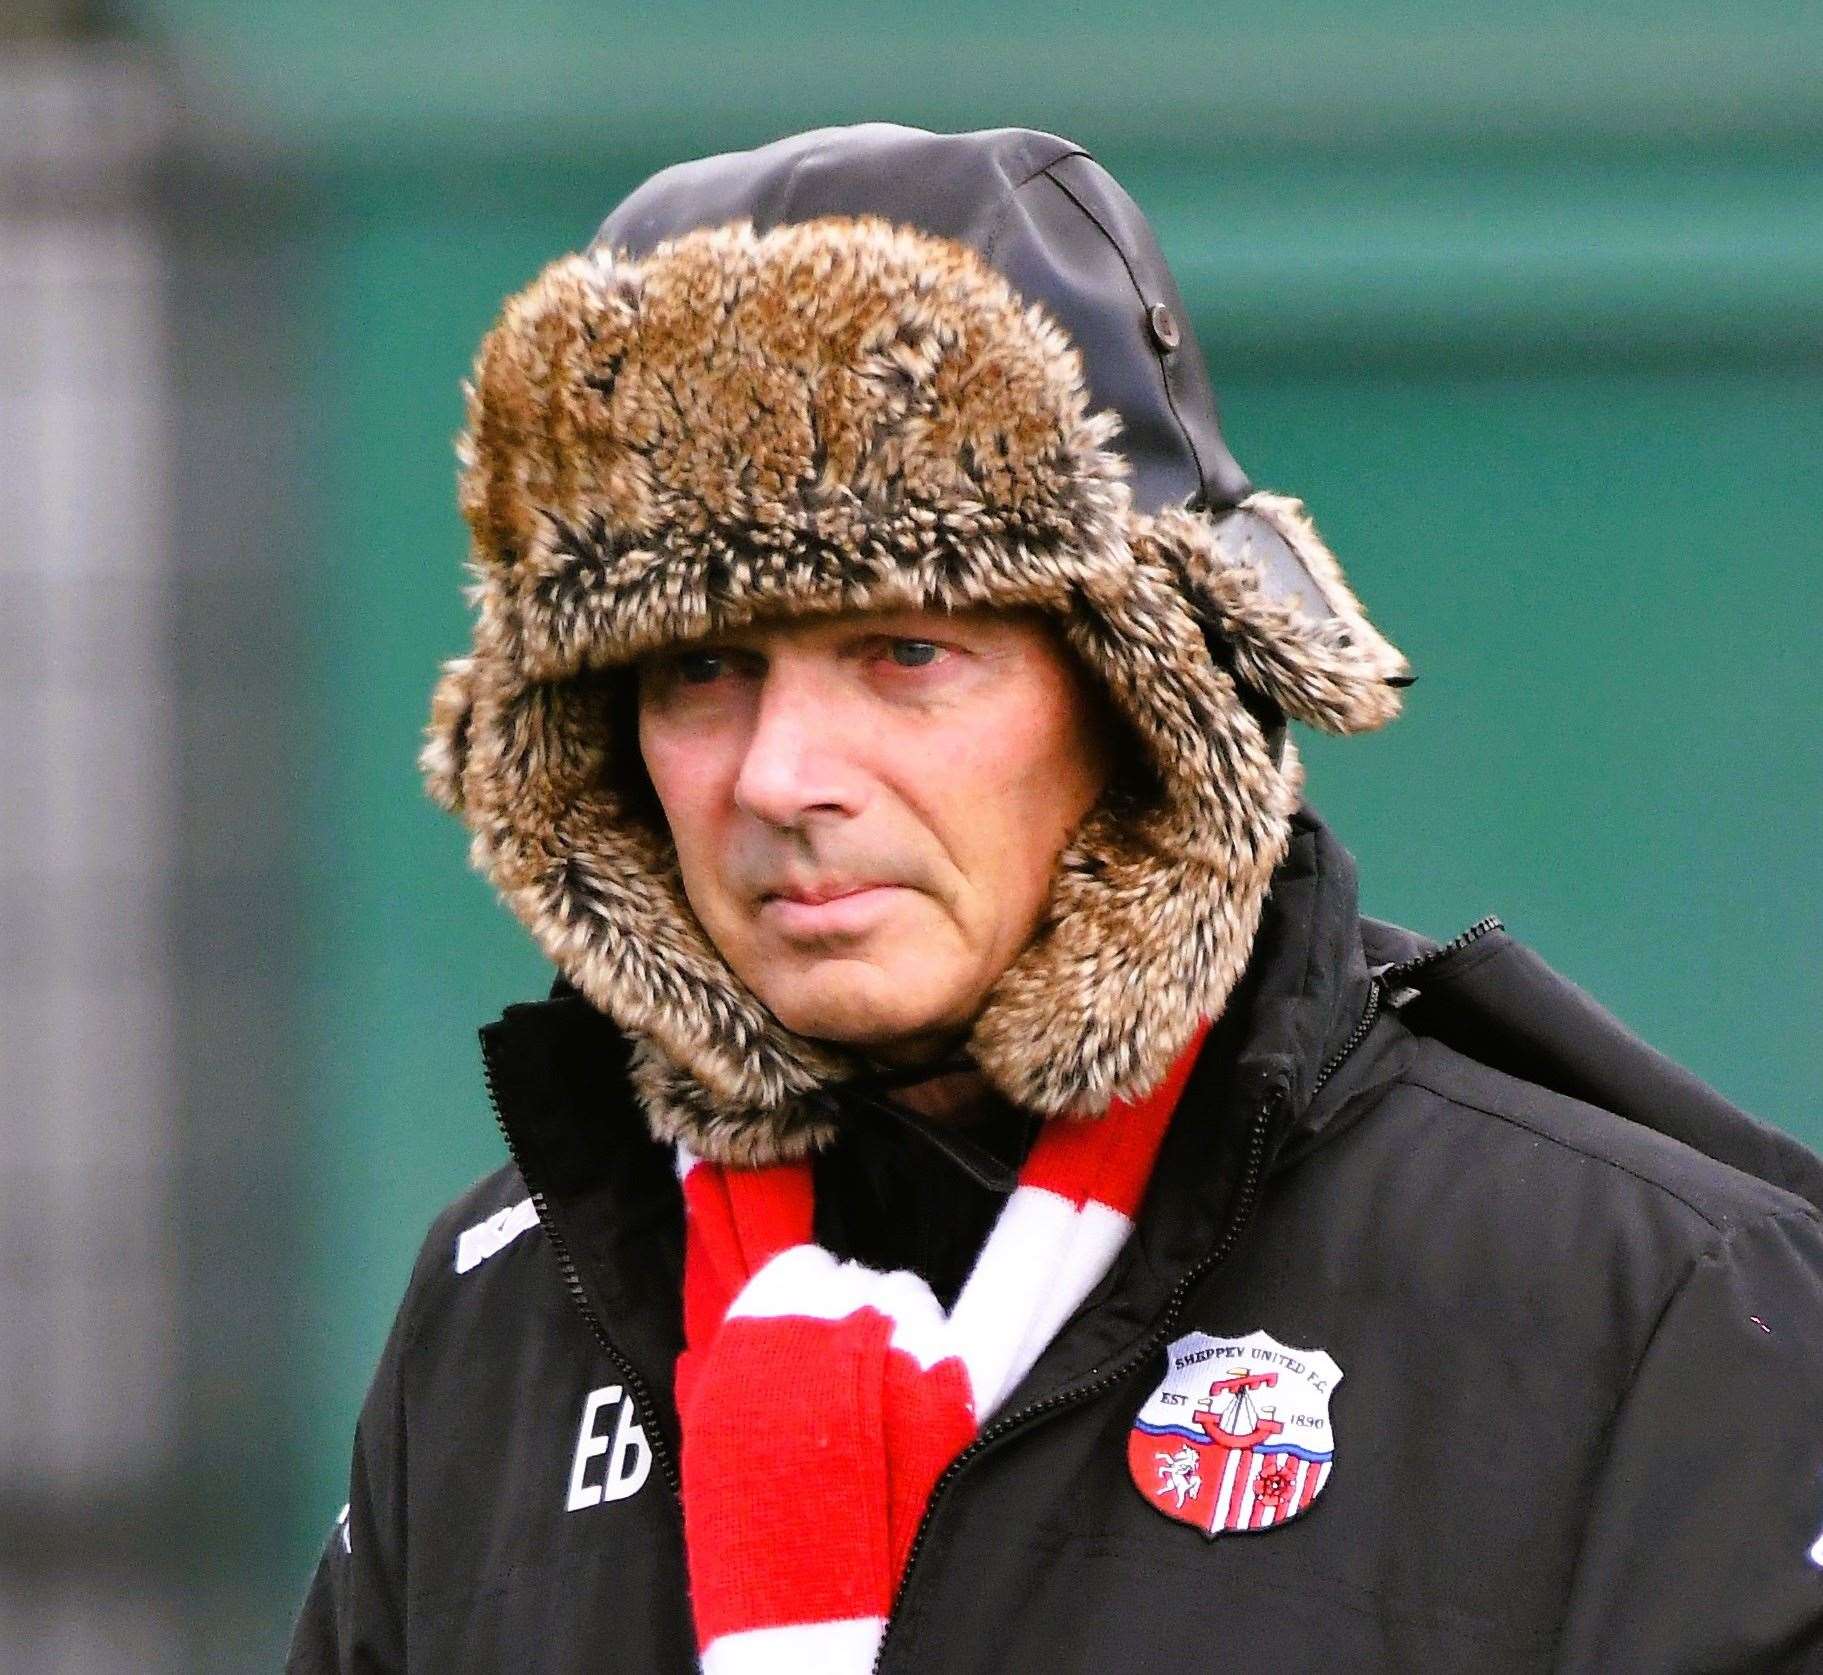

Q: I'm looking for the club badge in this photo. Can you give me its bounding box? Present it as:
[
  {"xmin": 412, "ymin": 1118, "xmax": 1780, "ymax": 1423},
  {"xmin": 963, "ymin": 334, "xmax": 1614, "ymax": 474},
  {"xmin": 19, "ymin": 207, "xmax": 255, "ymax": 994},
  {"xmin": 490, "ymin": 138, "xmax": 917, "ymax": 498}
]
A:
[{"xmin": 1129, "ymin": 1329, "xmax": 1341, "ymax": 1537}]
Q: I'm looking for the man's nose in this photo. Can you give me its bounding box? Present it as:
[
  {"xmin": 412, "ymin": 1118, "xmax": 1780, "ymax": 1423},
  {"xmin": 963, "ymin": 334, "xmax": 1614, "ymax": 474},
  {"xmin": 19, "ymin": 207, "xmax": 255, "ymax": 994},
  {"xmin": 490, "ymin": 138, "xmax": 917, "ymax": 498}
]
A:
[{"xmin": 731, "ymin": 669, "xmax": 865, "ymax": 829}]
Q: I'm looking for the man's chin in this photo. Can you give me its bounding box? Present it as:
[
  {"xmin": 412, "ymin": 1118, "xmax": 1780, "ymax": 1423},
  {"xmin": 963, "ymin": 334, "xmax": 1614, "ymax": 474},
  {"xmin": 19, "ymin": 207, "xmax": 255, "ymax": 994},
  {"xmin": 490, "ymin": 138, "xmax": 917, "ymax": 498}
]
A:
[{"xmin": 760, "ymin": 970, "xmax": 967, "ymax": 1057}]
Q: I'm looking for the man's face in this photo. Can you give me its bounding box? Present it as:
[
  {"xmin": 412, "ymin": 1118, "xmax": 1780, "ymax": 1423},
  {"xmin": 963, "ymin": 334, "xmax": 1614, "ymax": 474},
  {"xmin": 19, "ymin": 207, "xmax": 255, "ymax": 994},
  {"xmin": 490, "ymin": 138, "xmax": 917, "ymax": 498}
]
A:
[{"xmin": 635, "ymin": 606, "xmax": 1115, "ymax": 1064}]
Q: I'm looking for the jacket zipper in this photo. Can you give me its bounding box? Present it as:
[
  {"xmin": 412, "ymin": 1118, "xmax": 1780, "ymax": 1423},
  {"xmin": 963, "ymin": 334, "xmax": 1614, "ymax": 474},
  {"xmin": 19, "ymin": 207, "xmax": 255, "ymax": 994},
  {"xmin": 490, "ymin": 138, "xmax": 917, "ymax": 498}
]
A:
[
  {"xmin": 1381, "ymin": 915, "xmax": 1502, "ymax": 983},
  {"xmin": 869, "ymin": 977, "xmax": 1384, "ymax": 1674},
  {"xmin": 1375, "ymin": 915, "xmax": 1502, "ymax": 1007},
  {"xmin": 479, "ymin": 1034, "xmax": 684, "ymax": 1502}
]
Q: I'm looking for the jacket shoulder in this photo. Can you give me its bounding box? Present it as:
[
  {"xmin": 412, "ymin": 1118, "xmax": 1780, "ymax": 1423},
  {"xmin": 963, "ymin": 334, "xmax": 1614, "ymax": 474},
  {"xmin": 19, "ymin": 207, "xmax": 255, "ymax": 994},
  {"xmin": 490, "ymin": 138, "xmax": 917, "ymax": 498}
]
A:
[
  {"xmin": 389, "ymin": 1161, "xmax": 543, "ymax": 1333},
  {"xmin": 1363, "ymin": 914, "xmax": 1823, "ymax": 1216},
  {"xmin": 1398, "ymin": 1034, "xmax": 1821, "ymax": 1239},
  {"xmin": 1317, "ymin": 1035, "xmax": 1823, "ymax": 1399}
]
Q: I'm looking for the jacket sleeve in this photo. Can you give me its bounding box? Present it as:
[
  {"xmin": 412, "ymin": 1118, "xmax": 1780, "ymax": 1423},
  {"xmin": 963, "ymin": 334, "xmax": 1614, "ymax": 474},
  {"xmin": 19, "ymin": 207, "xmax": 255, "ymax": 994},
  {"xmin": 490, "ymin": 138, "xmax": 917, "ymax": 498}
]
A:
[
  {"xmin": 1554, "ymin": 1204, "xmax": 1823, "ymax": 1673},
  {"xmin": 285, "ymin": 1266, "xmax": 416, "ymax": 1673}
]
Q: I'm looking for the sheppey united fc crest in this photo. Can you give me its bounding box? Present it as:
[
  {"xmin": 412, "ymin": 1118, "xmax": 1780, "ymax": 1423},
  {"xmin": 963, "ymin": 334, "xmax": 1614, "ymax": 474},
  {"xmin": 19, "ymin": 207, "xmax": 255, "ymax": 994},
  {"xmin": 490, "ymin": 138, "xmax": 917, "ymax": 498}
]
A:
[{"xmin": 1129, "ymin": 1329, "xmax": 1342, "ymax": 1537}]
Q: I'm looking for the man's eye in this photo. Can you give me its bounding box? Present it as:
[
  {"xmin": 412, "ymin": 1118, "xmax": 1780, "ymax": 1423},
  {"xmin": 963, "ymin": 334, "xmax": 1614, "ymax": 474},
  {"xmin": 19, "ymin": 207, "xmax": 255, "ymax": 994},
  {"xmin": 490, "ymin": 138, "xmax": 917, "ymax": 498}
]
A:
[
  {"xmin": 673, "ymin": 651, "xmax": 727, "ymax": 685},
  {"xmin": 886, "ymin": 639, "xmax": 944, "ymax": 669}
]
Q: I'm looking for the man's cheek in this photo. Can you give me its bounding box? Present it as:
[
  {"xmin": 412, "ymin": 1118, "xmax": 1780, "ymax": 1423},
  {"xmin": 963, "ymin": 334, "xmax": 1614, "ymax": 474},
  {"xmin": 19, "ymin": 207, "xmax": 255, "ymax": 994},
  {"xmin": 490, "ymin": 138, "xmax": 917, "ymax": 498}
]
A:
[
  {"xmin": 671, "ymin": 803, "xmax": 737, "ymax": 897},
  {"xmin": 677, "ymin": 856, "xmax": 746, "ymax": 953}
]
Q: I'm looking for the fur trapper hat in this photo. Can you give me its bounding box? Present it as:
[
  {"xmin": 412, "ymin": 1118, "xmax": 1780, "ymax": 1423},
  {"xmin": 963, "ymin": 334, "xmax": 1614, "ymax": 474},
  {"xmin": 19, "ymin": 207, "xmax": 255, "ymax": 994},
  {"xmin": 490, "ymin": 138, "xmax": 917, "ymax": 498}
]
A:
[{"xmin": 423, "ymin": 127, "xmax": 1408, "ymax": 1165}]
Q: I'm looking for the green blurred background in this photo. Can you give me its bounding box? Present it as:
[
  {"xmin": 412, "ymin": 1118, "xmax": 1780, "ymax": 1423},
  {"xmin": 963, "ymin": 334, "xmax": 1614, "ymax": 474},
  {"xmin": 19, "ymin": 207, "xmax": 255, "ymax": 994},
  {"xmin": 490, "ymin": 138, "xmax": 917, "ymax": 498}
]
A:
[{"xmin": 5, "ymin": 0, "xmax": 1818, "ymax": 1666}]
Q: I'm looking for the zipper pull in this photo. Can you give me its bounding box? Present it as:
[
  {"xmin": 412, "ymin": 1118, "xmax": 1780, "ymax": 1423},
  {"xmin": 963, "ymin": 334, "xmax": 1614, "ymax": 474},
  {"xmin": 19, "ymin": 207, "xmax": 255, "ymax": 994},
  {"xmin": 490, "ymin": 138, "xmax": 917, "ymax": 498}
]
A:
[{"xmin": 1368, "ymin": 963, "xmax": 1421, "ymax": 1011}]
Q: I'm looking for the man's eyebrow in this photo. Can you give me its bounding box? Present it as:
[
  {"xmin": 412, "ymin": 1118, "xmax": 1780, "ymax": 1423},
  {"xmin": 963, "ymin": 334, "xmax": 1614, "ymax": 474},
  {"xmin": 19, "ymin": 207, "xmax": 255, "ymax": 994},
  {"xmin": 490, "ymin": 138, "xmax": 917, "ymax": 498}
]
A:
[{"xmin": 644, "ymin": 635, "xmax": 744, "ymax": 657}]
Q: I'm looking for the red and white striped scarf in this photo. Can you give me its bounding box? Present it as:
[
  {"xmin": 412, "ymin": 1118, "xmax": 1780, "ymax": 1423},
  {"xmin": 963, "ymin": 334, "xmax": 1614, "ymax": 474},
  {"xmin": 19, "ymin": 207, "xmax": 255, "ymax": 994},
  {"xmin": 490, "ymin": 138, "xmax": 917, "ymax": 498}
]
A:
[{"xmin": 674, "ymin": 1021, "xmax": 1209, "ymax": 1674}]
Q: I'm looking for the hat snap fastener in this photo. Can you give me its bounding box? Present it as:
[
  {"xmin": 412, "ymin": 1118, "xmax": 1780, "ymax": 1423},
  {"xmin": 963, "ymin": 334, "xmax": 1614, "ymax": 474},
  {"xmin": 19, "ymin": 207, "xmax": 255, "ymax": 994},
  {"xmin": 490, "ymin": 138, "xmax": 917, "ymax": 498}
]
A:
[{"xmin": 1148, "ymin": 301, "xmax": 1180, "ymax": 352}]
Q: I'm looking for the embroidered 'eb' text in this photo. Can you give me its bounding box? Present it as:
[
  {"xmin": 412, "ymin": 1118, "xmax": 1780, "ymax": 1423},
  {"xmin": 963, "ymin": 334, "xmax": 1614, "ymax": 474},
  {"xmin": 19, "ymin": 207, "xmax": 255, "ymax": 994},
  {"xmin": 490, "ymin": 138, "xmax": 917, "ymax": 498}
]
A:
[{"xmin": 566, "ymin": 1385, "xmax": 651, "ymax": 1511}]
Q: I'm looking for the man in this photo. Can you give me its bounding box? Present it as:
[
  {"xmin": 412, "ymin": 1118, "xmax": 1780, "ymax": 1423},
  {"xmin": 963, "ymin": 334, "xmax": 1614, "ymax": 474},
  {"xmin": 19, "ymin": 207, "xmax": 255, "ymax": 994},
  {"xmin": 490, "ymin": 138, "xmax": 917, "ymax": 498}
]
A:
[{"xmin": 289, "ymin": 124, "xmax": 1823, "ymax": 1673}]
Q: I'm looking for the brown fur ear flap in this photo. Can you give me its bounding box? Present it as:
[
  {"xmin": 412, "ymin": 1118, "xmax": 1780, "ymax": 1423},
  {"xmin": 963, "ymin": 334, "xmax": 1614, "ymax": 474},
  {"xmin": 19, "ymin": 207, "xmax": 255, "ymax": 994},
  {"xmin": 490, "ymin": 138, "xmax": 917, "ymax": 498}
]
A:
[
  {"xmin": 1140, "ymin": 492, "xmax": 1411, "ymax": 736},
  {"xmin": 421, "ymin": 656, "xmax": 478, "ymax": 812}
]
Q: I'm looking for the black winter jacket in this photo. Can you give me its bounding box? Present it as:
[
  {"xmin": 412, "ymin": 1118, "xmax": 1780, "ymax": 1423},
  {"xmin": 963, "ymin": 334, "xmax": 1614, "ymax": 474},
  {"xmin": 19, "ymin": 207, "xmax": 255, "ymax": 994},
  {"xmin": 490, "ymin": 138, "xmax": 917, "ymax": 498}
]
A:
[{"xmin": 289, "ymin": 813, "xmax": 1823, "ymax": 1672}]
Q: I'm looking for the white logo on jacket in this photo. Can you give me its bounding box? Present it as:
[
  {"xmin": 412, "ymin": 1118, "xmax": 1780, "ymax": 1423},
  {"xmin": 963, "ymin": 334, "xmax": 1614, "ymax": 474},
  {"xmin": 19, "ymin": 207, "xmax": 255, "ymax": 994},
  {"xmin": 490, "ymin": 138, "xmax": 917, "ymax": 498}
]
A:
[
  {"xmin": 566, "ymin": 1385, "xmax": 652, "ymax": 1510},
  {"xmin": 454, "ymin": 1197, "xmax": 539, "ymax": 1273}
]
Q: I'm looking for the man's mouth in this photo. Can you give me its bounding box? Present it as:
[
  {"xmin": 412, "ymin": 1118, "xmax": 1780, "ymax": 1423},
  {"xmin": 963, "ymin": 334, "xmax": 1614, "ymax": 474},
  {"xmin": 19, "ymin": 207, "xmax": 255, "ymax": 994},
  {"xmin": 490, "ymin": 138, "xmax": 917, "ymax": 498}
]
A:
[
  {"xmin": 762, "ymin": 880, "xmax": 883, "ymax": 906},
  {"xmin": 758, "ymin": 882, "xmax": 907, "ymax": 937}
]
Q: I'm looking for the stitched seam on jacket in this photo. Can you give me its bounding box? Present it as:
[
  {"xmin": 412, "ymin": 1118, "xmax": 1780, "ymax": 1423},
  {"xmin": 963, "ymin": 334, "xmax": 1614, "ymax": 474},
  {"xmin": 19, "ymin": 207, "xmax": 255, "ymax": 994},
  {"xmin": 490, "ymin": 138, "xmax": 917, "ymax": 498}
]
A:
[{"xmin": 1396, "ymin": 1069, "xmax": 1776, "ymax": 1234}]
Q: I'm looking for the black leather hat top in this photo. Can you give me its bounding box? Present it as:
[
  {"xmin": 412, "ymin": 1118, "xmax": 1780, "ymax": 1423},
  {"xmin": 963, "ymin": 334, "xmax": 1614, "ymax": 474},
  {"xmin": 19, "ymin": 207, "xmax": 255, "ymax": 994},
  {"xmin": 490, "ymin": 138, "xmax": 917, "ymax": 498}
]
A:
[{"xmin": 591, "ymin": 122, "xmax": 1252, "ymax": 517}]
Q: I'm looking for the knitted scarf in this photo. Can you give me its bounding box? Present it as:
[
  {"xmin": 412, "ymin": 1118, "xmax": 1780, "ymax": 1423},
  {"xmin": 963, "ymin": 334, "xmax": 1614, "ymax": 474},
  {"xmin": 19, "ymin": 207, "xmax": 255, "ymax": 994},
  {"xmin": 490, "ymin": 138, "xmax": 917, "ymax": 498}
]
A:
[{"xmin": 674, "ymin": 1020, "xmax": 1210, "ymax": 1674}]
